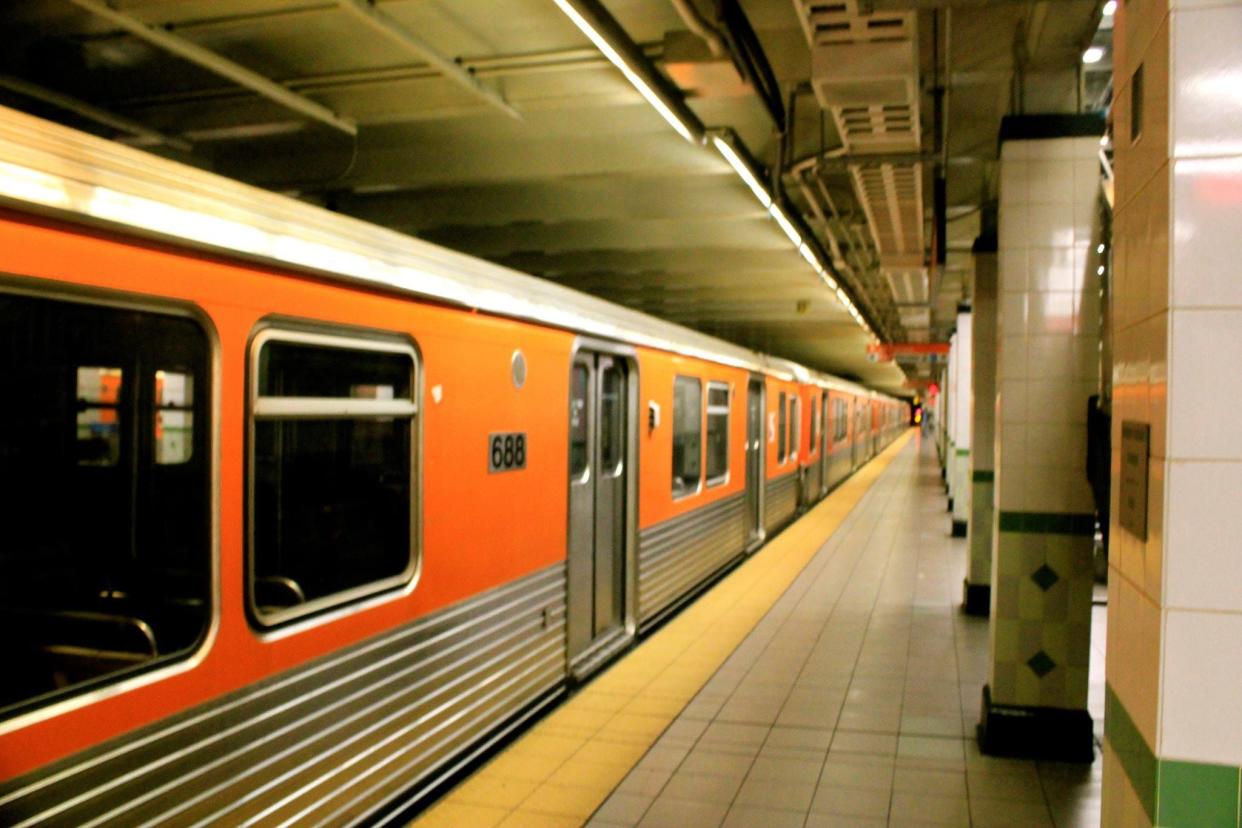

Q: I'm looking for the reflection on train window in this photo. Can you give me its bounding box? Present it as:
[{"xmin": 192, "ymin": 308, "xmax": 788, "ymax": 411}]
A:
[
  {"xmin": 570, "ymin": 364, "xmax": 589, "ymax": 477},
  {"xmin": 76, "ymin": 366, "xmax": 122, "ymax": 465},
  {"xmin": 250, "ymin": 331, "xmax": 417, "ymax": 625},
  {"xmin": 0, "ymin": 293, "xmax": 210, "ymax": 717},
  {"xmin": 777, "ymin": 391, "xmax": 787, "ymax": 462},
  {"xmin": 154, "ymin": 370, "xmax": 194, "ymax": 465},
  {"xmin": 672, "ymin": 375, "xmax": 701, "ymax": 497},
  {"xmin": 705, "ymin": 382, "xmax": 729, "ymax": 486},
  {"xmin": 835, "ymin": 399, "xmax": 848, "ymax": 441}
]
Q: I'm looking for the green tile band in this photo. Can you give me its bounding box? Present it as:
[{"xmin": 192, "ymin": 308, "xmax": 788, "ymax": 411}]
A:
[
  {"xmin": 956, "ymin": 448, "xmax": 970, "ymax": 456},
  {"xmin": 1105, "ymin": 684, "xmax": 1242, "ymax": 826},
  {"xmin": 997, "ymin": 511, "xmax": 1094, "ymax": 536},
  {"xmin": 972, "ymin": 470, "xmax": 995, "ymax": 482}
]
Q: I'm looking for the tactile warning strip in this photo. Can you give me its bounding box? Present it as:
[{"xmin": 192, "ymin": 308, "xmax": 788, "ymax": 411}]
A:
[{"xmin": 410, "ymin": 431, "xmax": 915, "ymax": 828}]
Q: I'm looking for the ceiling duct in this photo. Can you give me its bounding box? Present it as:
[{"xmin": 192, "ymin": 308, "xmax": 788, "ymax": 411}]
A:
[{"xmin": 794, "ymin": 0, "xmax": 929, "ymax": 342}]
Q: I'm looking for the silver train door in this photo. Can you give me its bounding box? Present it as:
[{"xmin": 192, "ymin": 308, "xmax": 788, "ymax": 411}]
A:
[
  {"xmin": 745, "ymin": 376, "xmax": 765, "ymax": 548},
  {"xmin": 568, "ymin": 350, "xmax": 631, "ymax": 675}
]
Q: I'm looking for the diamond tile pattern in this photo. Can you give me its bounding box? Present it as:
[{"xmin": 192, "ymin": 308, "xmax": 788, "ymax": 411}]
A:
[
  {"xmin": 1030, "ymin": 564, "xmax": 1060, "ymax": 592},
  {"xmin": 1028, "ymin": 650, "xmax": 1057, "ymax": 678}
]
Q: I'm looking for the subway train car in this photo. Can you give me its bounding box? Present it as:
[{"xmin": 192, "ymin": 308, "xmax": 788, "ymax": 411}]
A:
[{"xmin": 0, "ymin": 107, "xmax": 907, "ymax": 826}]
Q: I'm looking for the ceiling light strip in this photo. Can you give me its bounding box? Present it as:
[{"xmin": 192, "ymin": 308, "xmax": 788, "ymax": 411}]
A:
[{"xmin": 551, "ymin": 0, "xmax": 702, "ymax": 143}]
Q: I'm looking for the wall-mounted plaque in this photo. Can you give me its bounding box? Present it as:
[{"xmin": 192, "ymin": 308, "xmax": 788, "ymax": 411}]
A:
[{"xmin": 1119, "ymin": 421, "xmax": 1149, "ymax": 541}]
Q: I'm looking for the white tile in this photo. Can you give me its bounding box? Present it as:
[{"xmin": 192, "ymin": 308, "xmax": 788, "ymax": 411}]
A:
[
  {"xmin": 1172, "ymin": 156, "xmax": 1242, "ymax": 307},
  {"xmin": 1026, "ymin": 205, "xmax": 1077, "ymax": 248},
  {"xmin": 999, "ymin": 379, "xmax": 1027, "ymax": 424},
  {"xmin": 1028, "ymin": 291, "xmax": 1076, "ymax": 335},
  {"xmin": 1000, "ymin": 204, "xmax": 1030, "ymax": 250},
  {"xmin": 1171, "ymin": 5, "xmax": 1242, "ymax": 160},
  {"xmin": 1168, "ymin": 308, "xmax": 1242, "ymax": 460},
  {"xmin": 1161, "ymin": 609, "xmax": 1242, "ymax": 766},
  {"xmin": 1000, "ymin": 292, "xmax": 1028, "ymax": 335},
  {"xmin": 1000, "ymin": 160, "xmax": 1029, "ymax": 206},
  {"xmin": 999, "ymin": 424, "xmax": 1027, "ymax": 469},
  {"xmin": 1026, "ymin": 336, "xmax": 1073, "ymax": 380},
  {"xmin": 1000, "ymin": 336, "xmax": 1027, "ymax": 381},
  {"xmin": 1165, "ymin": 460, "xmax": 1242, "ymax": 611},
  {"xmin": 1000, "ymin": 251, "xmax": 1028, "ymax": 292},
  {"xmin": 1028, "ymin": 161, "xmax": 1074, "ymax": 204},
  {"xmin": 1028, "ymin": 247, "xmax": 1076, "ymax": 292}
]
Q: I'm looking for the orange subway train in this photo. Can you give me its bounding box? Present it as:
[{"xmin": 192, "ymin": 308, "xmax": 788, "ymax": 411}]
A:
[{"xmin": 0, "ymin": 106, "xmax": 908, "ymax": 826}]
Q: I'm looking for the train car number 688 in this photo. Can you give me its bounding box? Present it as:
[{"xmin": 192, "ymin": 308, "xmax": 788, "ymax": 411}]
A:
[{"xmin": 488, "ymin": 432, "xmax": 527, "ymax": 472}]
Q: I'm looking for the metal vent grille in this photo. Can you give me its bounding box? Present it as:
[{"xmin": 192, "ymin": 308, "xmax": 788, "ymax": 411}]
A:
[{"xmin": 850, "ymin": 163, "xmax": 923, "ymax": 258}]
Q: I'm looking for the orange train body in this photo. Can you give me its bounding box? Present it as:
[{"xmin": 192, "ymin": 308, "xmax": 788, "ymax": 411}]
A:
[{"xmin": 0, "ymin": 111, "xmax": 909, "ymax": 824}]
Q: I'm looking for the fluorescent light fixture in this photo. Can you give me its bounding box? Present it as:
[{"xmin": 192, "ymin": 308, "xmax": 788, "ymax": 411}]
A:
[
  {"xmin": 1097, "ymin": 265, "xmax": 1105, "ymax": 275},
  {"xmin": 1102, "ymin": 0, "xmax": 1116, "ymax": 16},
  {"xmin": 1097, "ymin": 243, "xmax": 1105, "ymax": 254},
  {"xmin": 798, "ymin": 242, "xmax": 821, "ymax": 271},
  {"xmin": 711, "ymin": 135, "xmax": 771, "ymax": 209},
  {"xmin": 824, "ymin": 275, "xmax": 838, "ymax": 291},
  {"xmin": 1082, "ymin": 47, "xmax": 1105, "ymax": 64},
  {"xmin": 551, "ymin": 0, "xmax": 695, "ymax": 143},
  {"xmin": 769, "ymin": 204, "xmax": 802, "ymax": 247}
]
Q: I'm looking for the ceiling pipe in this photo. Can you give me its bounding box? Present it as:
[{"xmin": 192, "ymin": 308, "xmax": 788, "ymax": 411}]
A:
[
  {"xmin": 65, "ymin": 0, "xmax": 357, "ymax": 136},
  {"xmin": 336, "ymin": 0, "xmax": 522, "ymax": 121},
  {"xmin": 0, "ymin": 74, "xmax": 192, "ymax": 152},
  {"xmin": 666, "ymin": 0, "xmax": 727, "ymax": 57}
]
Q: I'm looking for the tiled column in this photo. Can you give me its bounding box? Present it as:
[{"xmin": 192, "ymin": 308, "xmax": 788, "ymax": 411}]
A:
[
  {"xmin": 1103, "ymin": 2, "xmax": 1242, "ymax": 824},
  {"xmin": 950, "ymin": 309, "xmax": 973, "ymax": 537},
  {"xmin": 978, "ymin": 115, "xmax": 1103, "ymax": 762},
  {"xmin": 964, "ymin": 237, "xmax": 997, "ymax": 615},
  {"xmin": 944, "ymin": 330, "xmax": 957, "ymax": 497}
]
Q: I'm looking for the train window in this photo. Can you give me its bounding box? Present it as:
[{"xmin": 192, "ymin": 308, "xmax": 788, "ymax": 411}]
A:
[
  {"xmin": 789, "ymin": 396, "xmax": 800, "ymax": 462},
  {"xmin": 837, "ymin": 400, "xmax": 848, "ymax": 441},
  {"xmin": 777, "ymin": 391, "xmax": 787, "ymax": 462},
  {"xmin": 705, "ymin": 382, "xmax": 729, "ymax": 486},
  {"xmin": 250, "ymin": 329, "xmax": 418, "ymax": 626},
  {"xmin": 570, "ymin": 364, "xmax": 589, "ymax": 478},
  {"xmin": 600, "ymin": 364, "xmax": 624, "ymax": 472},
  {"xmin": 672, "ymin": 375, "xmax": 702, "ymax": 497},
  {"xmin": 809, "ymin": 397, "xmax": 818, "ymax": 453},
  {"xmin": 0, "ymin": 293, "xmax": 210, "ymax": 717}
]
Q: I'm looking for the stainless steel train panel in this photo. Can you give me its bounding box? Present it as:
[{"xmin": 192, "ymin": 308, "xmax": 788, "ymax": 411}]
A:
[
  {"xmin": 745, "ymin": 377, "xmax": 765, "ymax": 546},
  {"xmin": 763, "ymin": 471, "xmax": 800, "ymax": 534},
  {"xmin": 0, "ymin": 565, "xmax": 567, "ymax": 827},
  {"xmin": 637, "ymin": 493, "xmax": 748, "ymax": 627}
]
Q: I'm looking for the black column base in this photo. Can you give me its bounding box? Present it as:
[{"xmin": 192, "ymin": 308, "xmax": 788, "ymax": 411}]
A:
[
  {"xmin": 947, "ymin": 497, "xmax": 954, "ymax": 512},
  {"xmin": 951, "ymin": 519, "xmax": 968, "ymax": 537},
  {"xmin": 962, "ymin": 580, "xmax": 990, "ymax": 616},
  {"xmin": 976, "ymin": 684, "xmax": 1095, "ymax": 763}
]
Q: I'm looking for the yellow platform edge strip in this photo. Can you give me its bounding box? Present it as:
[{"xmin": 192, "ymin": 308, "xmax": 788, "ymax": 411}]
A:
[{"xmin": 412, "ymin": 430, "xmax": 916, "ymax": 828}]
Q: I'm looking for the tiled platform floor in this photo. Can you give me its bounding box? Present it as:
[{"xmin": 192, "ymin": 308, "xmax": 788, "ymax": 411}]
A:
[{"xmin": 587, "ymin": 435, "xmax": 1104, "ymax": 827}]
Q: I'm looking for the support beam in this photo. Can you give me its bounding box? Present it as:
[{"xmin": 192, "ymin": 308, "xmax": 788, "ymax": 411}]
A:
[
  {"xmin": 0, "ymin": 75, "xmax": 191, "ymax": 151},
  {"xmin": 335, "ymin": 0, "xmax": 521, "ymax": 121},
  {"xmin": 65, "ymin": 0, "xmax": 357, "ymax": 136}
]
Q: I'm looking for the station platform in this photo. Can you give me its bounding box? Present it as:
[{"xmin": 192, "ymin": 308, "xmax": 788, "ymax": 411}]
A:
[{"xmin": 410, "ymin": 432, "xmax": 1104, "ymax": 827}]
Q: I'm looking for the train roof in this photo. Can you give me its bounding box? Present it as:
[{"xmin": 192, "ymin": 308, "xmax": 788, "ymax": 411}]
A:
[{"xmin": 0, "ymin": 105, "xmax": 899, "ymax": 400}]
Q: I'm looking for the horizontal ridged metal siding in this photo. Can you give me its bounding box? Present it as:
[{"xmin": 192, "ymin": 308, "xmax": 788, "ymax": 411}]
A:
[
  {"xmin": 764, "ymin": 471, "xmax": 799, "ymax": 533},
  {"xmin": 0, "ymin": 565, "xmax": 567, "ymax": 827},
  {"xmin": 637, "ymin": 493, "xmax": 747, "ymax": 625}
]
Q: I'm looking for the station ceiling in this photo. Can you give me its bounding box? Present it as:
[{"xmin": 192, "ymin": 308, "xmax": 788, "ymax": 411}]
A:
[{"xmin": 2, "ymin": 0, "xmax": 1104, "ymax": 396}]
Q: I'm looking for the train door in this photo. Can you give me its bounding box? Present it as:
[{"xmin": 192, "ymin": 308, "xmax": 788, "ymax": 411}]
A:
[
  {"xmin": 852, "ymin": 401, "xmax": 864, "ymax": 469},
  {"xmin": 568, "ymin": 350, "xmax": 632, "ymax": 675},
  {"xmin": 745, "ymin": 376, "xmax": 765, "ymax": 548},
  {"xmin": 819, "ymin": 391, "xmax": 830, "ymax": 496}
]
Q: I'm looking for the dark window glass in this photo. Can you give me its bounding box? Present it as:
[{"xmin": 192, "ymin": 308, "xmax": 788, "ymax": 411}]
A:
[
  {"xmin": 0, "ymin": 293, "xmax": 210, "ymax": 716},
  {"xmin": 810, "ymin": 398, "xmax": 818, "ymax": 451},
  {"xmin": 570, "ymin": 365, "xmax": 589, "ymax": 477},
  {"xmin": 777, "ymin": 391, "xmax": 787, "ymax": 462},
  {"xmin": 251, "ymin": 334, "xmax": 415, "ymax": 624},
  {"xmin": 789, "ymin": 396, "xmax": 799, "ymax": 460},
  {"xmin": 672, "ymin": 376, "xmax": 701, "ymax": 496},
  {"xmin": 600, "ymin": 365, "xmax": 623, "ymax": 471},
  {"xmin": 705, "ymin": 383, "xmax": 729, "ymax": 485}
]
